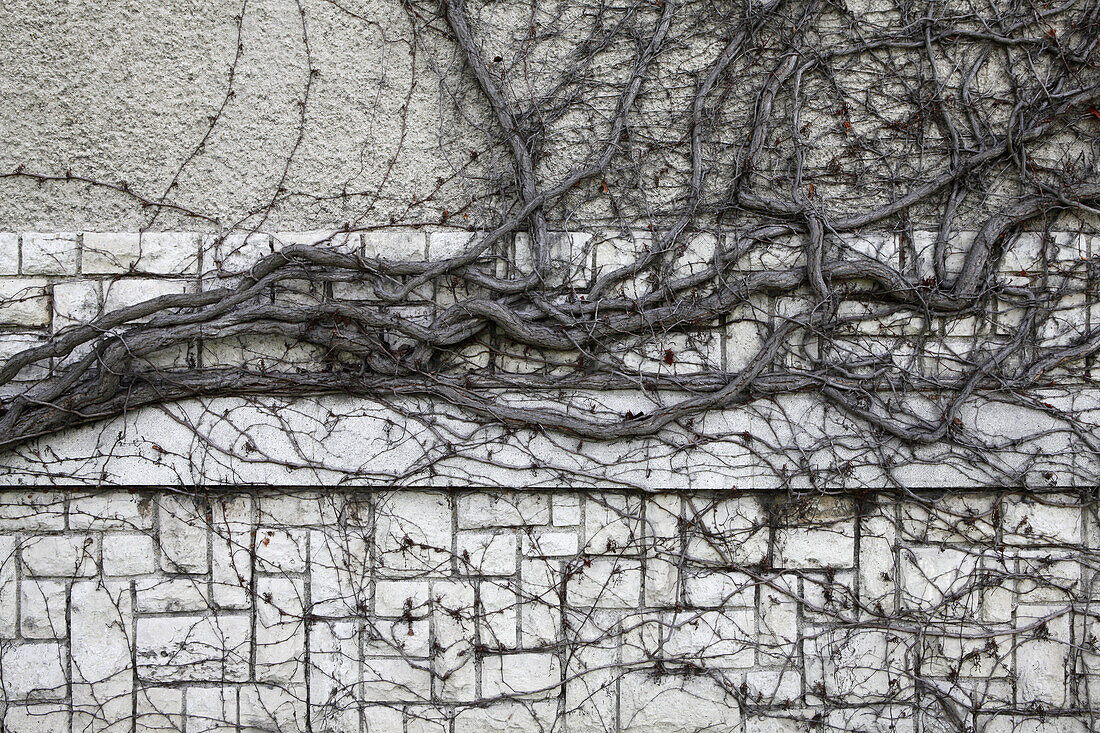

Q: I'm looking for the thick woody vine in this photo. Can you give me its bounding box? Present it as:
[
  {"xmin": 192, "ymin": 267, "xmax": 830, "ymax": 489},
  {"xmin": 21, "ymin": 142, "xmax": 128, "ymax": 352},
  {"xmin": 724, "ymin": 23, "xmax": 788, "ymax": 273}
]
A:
[{"xmin": 1, "ymin": 0, "xmax": 1099, "ymax": 486}]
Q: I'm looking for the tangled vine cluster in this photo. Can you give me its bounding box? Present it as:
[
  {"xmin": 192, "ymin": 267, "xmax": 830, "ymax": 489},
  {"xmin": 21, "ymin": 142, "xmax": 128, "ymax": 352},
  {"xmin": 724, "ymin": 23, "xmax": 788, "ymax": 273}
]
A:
[{"xmin": 0, "ymin": 0, "xmax": 1099, "ymax": 485}]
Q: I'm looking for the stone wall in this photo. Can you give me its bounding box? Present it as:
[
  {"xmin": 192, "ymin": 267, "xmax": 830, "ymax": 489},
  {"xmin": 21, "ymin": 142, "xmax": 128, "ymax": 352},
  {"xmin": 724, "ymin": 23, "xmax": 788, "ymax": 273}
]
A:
[
  {"xmin": 0, "ymin": 488, "xmax": 1096, "ymax": 732},
  {"xmin": 1, "ymin": 229, "xmax": 1098, "ymax": 487}
]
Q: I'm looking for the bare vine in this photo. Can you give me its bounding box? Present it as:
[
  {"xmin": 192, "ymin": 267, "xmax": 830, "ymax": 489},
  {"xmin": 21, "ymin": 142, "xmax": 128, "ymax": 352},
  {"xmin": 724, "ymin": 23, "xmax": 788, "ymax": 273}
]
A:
[{"xmin": 1, "ymin": 0, "xmax": 1099, "ymax": 486}]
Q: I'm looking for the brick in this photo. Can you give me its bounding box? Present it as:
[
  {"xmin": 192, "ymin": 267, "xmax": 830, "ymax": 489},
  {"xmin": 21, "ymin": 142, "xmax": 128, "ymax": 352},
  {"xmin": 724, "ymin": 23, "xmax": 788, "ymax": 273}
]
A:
[
  {"xmin": 83, "ymin": 232, "xmax": 200, "ymax": 275},
  {"xmin": 21, "ymin": 232, "xmax": 79, "ymax": 275},
  {"xmin": 158, "ymin": 495, "xmax": 208, "ymax": 573},
  {"xmin": 458, "ymin": 492, "xmax": 549, "ymax": 529},
  {"xmin": 71, "ymin": 580, "xmax": 133, "ymax": 732},
  {"xmin": 20, "ymin": 579, "xmax": 67, "ymax": 639},
  {"xmin": 136, "ymin": 576, "xmax": 210, "ymax": 612},
  {"xmin": 0, "ymin": 278, "xmax": 50, "ymax": 326},
  {"xmin": 456, "ymin": 531, "xmax": 517, "ymax": 575},
  {"xmin": 363, "ymin": 229, "xmax": 426, "ymax": 261},
  {"xmin": 1, "ymin": 642, "xmax": 68, "ymax": 701},
  {"xmin": 136, "ymin": 615, "xmax": 249, "ymax": 682},
  {"xmin": 21, "ymin": 534, "xmax": 98, "ymax": 577},
  {"xmin": 256, "ymin": 576, "xmax": 307, "ymax": 684},
  {"xmin": 102, "ymin": 532, "xmax": 157, "ymax": 575},
  {"xmin": 0, "ymin": 233, "xmax": 18, "ymax": 274},
  {"xmin": 69, "ymin": 492, "xmax": 153, "ymax": 530}
]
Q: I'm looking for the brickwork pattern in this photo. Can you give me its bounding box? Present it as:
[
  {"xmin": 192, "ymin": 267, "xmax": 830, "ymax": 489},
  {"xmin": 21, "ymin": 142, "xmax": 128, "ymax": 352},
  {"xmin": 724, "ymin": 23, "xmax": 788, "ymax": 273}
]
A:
[
  {"xmin": 1, "ymin": 229, "xmax": 1096, "ymax": 387},
  {"xmin": 2, "ymin": 229, "xmax": 1099, "ymax": 487},
  {"xmin": 0, "ymin": 489, "xmax": 1097, "ymax": 731}
]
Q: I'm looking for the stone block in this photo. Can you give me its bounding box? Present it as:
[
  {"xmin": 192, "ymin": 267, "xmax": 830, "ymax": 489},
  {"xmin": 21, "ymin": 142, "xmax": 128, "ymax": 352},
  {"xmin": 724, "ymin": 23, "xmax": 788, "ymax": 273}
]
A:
[
  {"xmin": 256, "ymin": 576, "xmax": 306, "ymax": 684},
  {"xmin": 363, "ymin": 229, "xmax": 427, "ymax": 261},
  {"xmin": 428, "ymin": 580, "xmax": 476, "ymax": 701},
  {"xmin": 238, "ymin": 684, "xmax": 307, "ymax": 731},
  {"xmin": 660, "ymin": 609, "xmax": 756, "ymax": 668},
  {"xmin": 102, "ymin": 532, "xmax": 157, "ymax": 576},
  {"xmin": 567, "ymin": 557, "xmax": 641, "ymax": 608},
  {"xmin": 309, "ymin": 621, "xmax": 362, "ymax": 733},
  {"xmin": 21, "ymin": 534, "xmax": 98, "ymax": 577},
  {"xmin": 136, "ymin": 577, "xmax": 211, "ymax": 612},
  {"xmin": 375, "ymin": 491, "xmax": 452, "ymax": 574},
  {"xmin": 211, "ymin": 495, "xmax": 253, "ymax": 609},
  {"xmin": 102, "ymin": 277, "xmax": 193, "ymax": 319},
  {"xmin": 683, "ymin": 569, "xmax": 755, "ymax": 609},
  {"xmin": 186, "ymin": 686, "xmax": 238, "ymax": 733},
  {"xmin": 683, "ymin": 495, "xmax": 768, "ymax": 566},
  {"xmin": 158, "ymin": 494, "xmax": 208, "ymax": 573},
  {"xmin": 0, "ymin": 536, "xmax": 16, "ymax": 637},
  {"xmin": 0, "ymin": 332, "xmax": 49, "ymax": 382},
  {"xmin": 1, "ymin": 642, "xmax": 67, "ymax": 700},
  {"xmin": 774, "ymin": 526, "xmax": 855, "ymax": 569},
  {"xmin": 523, "ymin": 530, "xmax": 579, "ymax": 558},
  {"xmin": 311, "ymin": 528, "xmax": 371, "ymax": 617},
  {"xmin": 482, "ymin": 652, "xmax": 561, "ymax": 698},
  {"xmin": 19, "ymin": 579, "xmax": 67, "ymax": 639},
  {"xmin": 273, "ymin": 230, "xmax": 361, "ymax": 252},
  {"xmin": 360, "ymin": 657, "xmax": 432, "ymax": 702},
  {"xmin": 0, "ymin": 278, "xmax": 50, "ymax": 326},
  {"xmin": 1002, "ymin": 495, "xmax": 1083, "ymax": 545},
  {"xmin": 0, "ymin": 493, "xmax": 66, "ymax": 530},
  {"xmin": 205, "ymin": 232, "xmax": 274, "ymax": 275},
  {"xmin": 619, "ymin": 672, "xmax": 738, "ymax": 732},
  {"xmin": 84, "ymin": 231, "xmax": 201, "ymax": 274},
  {"xmin": 69, "ymin": 492, "xmax": 154, "ymax": 530},
  {"xmin": 584, "ymin": 494, "xmax": 642, "ymax": 554},
  {"xmin": 457, "ymin": 531, "xmax": 517, "ymax": 575},
  {"xmin": 457, "ymin": 492, "xmax": 549, "ymax": 529},
  {"xmin": 3, "ymin": 702, "xmax": 71, "ymax": 732},
  {"xmin": 552, "ymin": 494, "xmax": 581, "ymax": 526},
  {"xmin": 21, "ymin": 232, "xmax": 79, "ymax": 275},
  {"xmin": 136, "ymin": 615, "xmax": 250, "ymax": 682},
  {"xmin": 0, "ymin": 232, "xmax": 17, "ymax": 274},
  {"xmin": 479, "ymin": 581, "xmax": 519, "ymax": 649},
  {"xmin": 71, "ymin": 580, "xmax": 133, "ymax": 732},
  {"xmin": 514, "ymin": 231, "xmax": 592, "ymax": 288},
  {"xmin": 52, "ymin": 279, "xmax": 101, "ymax": 330},
  {"xmin": 374, "ymin": 579, "xmax": 431, "ymax": 618},
  {"xmin": 255, "ymin": 526, "xmax": 307, "ymax": 573}
]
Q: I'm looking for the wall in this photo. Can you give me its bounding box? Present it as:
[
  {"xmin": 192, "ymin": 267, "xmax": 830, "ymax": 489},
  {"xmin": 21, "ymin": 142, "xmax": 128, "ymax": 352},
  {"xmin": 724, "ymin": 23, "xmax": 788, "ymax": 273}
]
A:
[
  {"xmin": 1, "ymin": 228, "xmax": 1097, "ymax": 487},
  {"xmin": 0, "ymin": 488, "xmax": 1096, "ymax": 732}
]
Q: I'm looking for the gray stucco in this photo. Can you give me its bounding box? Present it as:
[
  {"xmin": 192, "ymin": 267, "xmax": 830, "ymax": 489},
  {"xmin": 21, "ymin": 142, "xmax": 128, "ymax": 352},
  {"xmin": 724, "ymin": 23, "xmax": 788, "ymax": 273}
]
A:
[{"xmin": 0, "ymin": 0, "xmax": 478, "ymax": 231}]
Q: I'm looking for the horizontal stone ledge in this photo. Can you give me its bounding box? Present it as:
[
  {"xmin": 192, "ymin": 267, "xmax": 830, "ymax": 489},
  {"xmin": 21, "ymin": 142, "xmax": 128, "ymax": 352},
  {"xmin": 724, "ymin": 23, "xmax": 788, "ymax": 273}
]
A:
[{"xmin": 0, "ymin": 389, "xmax": 1096, "ymax": 488}]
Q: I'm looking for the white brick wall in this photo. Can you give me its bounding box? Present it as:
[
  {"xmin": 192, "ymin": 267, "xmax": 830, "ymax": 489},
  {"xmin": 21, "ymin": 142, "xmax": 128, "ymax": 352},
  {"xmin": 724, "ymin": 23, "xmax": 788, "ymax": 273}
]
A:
[
  {"xmin": 0, "ymin": 489, "xmax": 1093, "ymax": 731},
  {"xmin": 0, "ymin": 230, "xmax": 1098, "ymax": 492}
]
